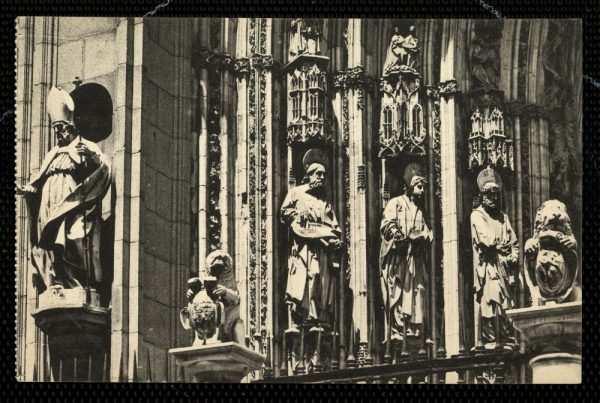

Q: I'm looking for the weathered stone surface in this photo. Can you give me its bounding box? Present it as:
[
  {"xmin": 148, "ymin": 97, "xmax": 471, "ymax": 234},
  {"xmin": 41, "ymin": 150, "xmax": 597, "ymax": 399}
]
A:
[
  {"xmin": 58, "ymin": 17, "xmax": 119, "ymax": 44},
  {"xmin": 57, "ymin": 40, "xmax": 84, "ymax": 85},
  {"xmin": 84, "ymin": 32, "xmax": 117, "ymax": 79}
]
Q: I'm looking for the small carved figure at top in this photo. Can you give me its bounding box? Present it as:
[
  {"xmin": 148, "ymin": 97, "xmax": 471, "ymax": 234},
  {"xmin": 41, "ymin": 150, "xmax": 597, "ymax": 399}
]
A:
[
  {"xmin": 524, "ymin": 199, "xmax": 580, "ymax": 304},
  {"xmin": 289, "ymin": 18, "xmax": 322, "ymax": 57},
  {"xmin": 382, "ymin": 25, "xmax": 419, "ymax": 77},
  {"xmin": 179, "ymin": 250, "xmax": 245, "ymax": 346}
]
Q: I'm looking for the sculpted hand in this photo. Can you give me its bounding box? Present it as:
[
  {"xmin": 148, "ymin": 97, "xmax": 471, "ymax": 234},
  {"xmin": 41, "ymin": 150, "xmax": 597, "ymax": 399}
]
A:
[
  {"xmin": 16, "ymin": 184, "xmax": 37, "ymax": 195},
  {"xmin": 213, "ymin": 285, "xmax": 227, "ymax": 298},
  {"xmin": 408, "ymin": 228, "xmax": 422, "ymax": 241},
  {"xmin": 497, "ymin": 242, "xmax": 512, "ymax": 256},
  {"xmin": 186, "ymin": 289, "xmax": 194, "ymax": 301},
  {"xmin": 392, "ymin": 230, "xmax": 404, "ymax": 243},
  {"xmin": 558, "ymin": 234, "xmax": 577, "ymax": 249},
  {"xmin": 524, "ymin": 238, "xmax": 539, "ymax": 255},
  {"xmin": 76, "ymin": 143, "xmax": 101, "ymax": 165},
  {"xmin": 328, "ymin": 238, "xmax": 342, "ymax": 250}
]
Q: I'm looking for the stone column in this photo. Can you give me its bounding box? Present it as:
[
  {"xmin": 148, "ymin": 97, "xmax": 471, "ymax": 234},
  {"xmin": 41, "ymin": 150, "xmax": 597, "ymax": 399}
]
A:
[
  {"xmin": 438, "ymin": 20, "xmax": 465, "ymax": 368},
  {"xmin": 110, "ymin": 17, "xmax": 141, "ymax": 381},
  {"xmin": 197, "ymin": 21, "xmax": 210, "ymax": 277},
  {"xmin": 346, "ymin": 18, "xmax": 369, "ymax": 361},
  {"xmin": 219, "ymin": 18, "xmax": 233, "ymax": 253},
  {"xmin": 526, "ymin": 20, "xmax": 550, "ymax": 215},
  {"xmin": 15, "ymin": 16, "xmax": 37, "ymax": 381},
  {"xmin": 233, "ymin": 18, "xmax": 250, "ymax": 343}
]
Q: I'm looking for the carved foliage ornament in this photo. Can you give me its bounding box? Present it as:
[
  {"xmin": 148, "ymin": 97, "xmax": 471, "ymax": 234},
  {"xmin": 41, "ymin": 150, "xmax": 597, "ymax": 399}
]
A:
[{"xmin": 194, "ymin": 47, "xmax": 280, "ymax": 77}]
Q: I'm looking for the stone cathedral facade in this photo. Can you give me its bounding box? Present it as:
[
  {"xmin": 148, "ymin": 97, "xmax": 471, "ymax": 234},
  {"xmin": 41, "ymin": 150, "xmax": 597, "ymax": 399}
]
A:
[{"xmin": 15, "ymin": 17, "xmax": 582, "ymax": 383}]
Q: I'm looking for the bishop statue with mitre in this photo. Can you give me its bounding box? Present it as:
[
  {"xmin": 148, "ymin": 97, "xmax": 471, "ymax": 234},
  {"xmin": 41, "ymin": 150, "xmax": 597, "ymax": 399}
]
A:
[{"xmin": 17, "ymin": 87, "xmax": 112, "ymax": 296}]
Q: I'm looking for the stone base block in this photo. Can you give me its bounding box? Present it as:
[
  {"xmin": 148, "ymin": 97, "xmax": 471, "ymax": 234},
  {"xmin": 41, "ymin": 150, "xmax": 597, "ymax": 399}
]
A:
[
  {"xmin": 169, "ymin": 342, "xmax": 265, "ymax": 383},
  {"xmin": 530, "ymin": 353, "xmax": 581, "ymax": 384}
]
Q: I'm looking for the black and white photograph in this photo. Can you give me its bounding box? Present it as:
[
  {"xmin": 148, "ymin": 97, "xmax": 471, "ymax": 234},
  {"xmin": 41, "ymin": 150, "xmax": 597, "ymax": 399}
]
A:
[{"xmin": 14, "ymin": 17, "xmax": 582, "ymax": 384}]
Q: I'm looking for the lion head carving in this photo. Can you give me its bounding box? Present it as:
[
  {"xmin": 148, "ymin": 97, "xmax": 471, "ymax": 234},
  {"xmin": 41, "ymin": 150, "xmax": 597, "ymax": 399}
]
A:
[{"xmin": 532, "ymin": 199, "xmax": 573, "ymax": 238}]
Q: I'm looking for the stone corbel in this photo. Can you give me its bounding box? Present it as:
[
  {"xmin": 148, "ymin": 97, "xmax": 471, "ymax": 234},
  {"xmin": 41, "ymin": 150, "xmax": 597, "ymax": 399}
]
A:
[{"xmin": 438, "ymin": 78, "xmax": 461, "ymax": 99}]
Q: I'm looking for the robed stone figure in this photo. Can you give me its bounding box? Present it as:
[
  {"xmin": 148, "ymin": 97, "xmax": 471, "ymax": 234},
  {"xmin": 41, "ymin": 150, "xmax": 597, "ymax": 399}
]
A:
[
  {"xmin": 17, "ymin": 87, "xmax": 112, "ymax": 293},
  {"xmin": 281, "ymin": 161, "xmax": 342, "ymax": 328},
  {"xmin": 470, "ymin": 168, "xmax": 518, "ymax": 349},
  {"xmin": 379, "ymin": 164, "xmax": 432, "ymax": 343}
]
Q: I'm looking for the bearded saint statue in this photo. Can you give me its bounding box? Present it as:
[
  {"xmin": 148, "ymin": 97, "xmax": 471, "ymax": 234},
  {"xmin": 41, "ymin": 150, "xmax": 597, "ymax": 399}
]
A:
[
  {"xmin": 470, "ymin": 167, "xmax": 519, "ymax": 350},
  {"xmin": 280, "ymin": 154, "xmax": 342, "ymax": 328},
  {"xmin": 379, "ymin": 163, "xmax": 432, "ymax": 347},
  {"xmin": 17, "ymin": 87, "xmax": 112, "ymax": 297}
]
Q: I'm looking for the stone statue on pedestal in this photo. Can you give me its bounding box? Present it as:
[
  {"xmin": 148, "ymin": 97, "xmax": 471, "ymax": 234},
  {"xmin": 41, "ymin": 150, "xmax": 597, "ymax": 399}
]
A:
[
  {"xmin": 17, "ymin": 86, "xmax": 112, "ymax": 303},
  {"xmin": 524, "ymin": 199, "xmax": 580, "ymax": 304},
  {"xmin": 379, "ymin": 163, "xmax": 432, "ymax": 346},
  {"xmin": 289, "ymin": 18, "xmax": 321, "ymax": 57},
  {"xmin": 470, "ymin": 167, "xmax": 519, "ymax": 350},
  {"xmin": 382, "ymin": 25, "xmax": 419, "ymax": 77},
  {"xmin": 280, "ymin": 152, "xmax": 342, "ymax": 329},
  {"xmin": 180, "ymin": 250, "xmax": 245, "ymax": 346}
]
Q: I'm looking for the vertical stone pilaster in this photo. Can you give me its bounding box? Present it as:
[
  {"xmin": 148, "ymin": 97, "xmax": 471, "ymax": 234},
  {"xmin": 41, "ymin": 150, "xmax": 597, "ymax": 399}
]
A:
[
  {"xmin": 439, "ymin": 20, "xmax": 464, "ymax": 369},
  {"xmin": 233, "ymin": 18, "xmax": 250, "ymax": 341},
  {"xmin": 346, "ymin": 19, "xmax": 369, "ymax": 349},
  {"xmin": 110, "ymin": 17, "xmax": 138, "ymax": 382},
  {"xmin": 526, "ymin": 20, "xmax": 550, "ymax": 214},
  {"xmin": 15, "ymin": 16, "xmax": 37, "ymax": 381}
]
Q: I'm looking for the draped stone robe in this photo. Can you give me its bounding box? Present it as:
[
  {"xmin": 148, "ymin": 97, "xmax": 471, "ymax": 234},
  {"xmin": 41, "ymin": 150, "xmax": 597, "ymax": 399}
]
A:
[
  {"xmin": 470, "ymin": 206, "xmax": 519, "ymax": 343},
  {"xmin": 24, "ymin": 136, "xmax": 111, "ymax": 290},
  {"xmin": 281, "ymin": 184, "xmax": 341, "ymax": 326},
  {"xmin": 379, "ymin": 194, "xmax": 432, "ymax": 341}
]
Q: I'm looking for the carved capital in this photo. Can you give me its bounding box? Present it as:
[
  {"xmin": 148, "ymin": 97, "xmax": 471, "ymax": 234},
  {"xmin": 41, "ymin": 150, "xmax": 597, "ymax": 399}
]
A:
[
  {"xmin": 333, "ymin": 66, "xmax": 375, "ymax": 92},
  {"xmin": 438, "ymin": 79, "xmax": 461, "ymax": 99},
  {"xmin": 425, "ymin": 85, "xmax": 440, "ymax": 100},
  {"xmin": 233, "ymin": 58, "xmax": 251, "ymax": 76},
  {"xmin": 206, "ymin": 52, "xmax": 234, "ymax": 72},
  {"xmin": 250, "ymin": 54, "xmax": 274, "ymax": 70}
]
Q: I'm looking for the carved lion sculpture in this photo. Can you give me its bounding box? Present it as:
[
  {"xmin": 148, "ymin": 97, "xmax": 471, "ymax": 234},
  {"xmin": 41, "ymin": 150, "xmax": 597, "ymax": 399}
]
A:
[
  {"xmin": 179, "ymin": 250, "xmax": 245, "ymax": 346},
  {"xmin": 179, "ymin": 278, "xmax": 223, "ymax": 345},
  {"xmin": 524, "ymin": 199, "xmax": 579, "ymax": 303}
]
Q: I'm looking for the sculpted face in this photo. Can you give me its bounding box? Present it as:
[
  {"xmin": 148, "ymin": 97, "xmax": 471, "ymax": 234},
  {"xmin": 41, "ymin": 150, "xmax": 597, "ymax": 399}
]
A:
[
  {"xmin": 209, "ymin": 257, "xmax": 226, "ymax": 276},
  {"xmin": 412, "ymin": 181, "xmax": 425, "ymax": 200},
  {"xmin": 53, "ymin": 122, "xmax": 76, "ymax": 147},
  {"xmin": 308, "ymin": 165, "xmax": 326, "ymax": 191},
  {"xmin": 482, "ymin": 186, "xmax": 501, "ymax": 211}
]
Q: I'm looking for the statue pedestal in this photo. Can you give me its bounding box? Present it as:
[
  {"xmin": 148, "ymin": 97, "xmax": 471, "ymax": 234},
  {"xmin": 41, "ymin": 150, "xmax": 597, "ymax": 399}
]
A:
[
  {"xmin": 507, "ymin": 301, "xmax": 581, "ymax": 384},
  {"xmin": 32, "ymin": 286, "xmax": 110, "ymax": 381},
  {"xmin": 169, "ymin": 342, "xmax": 265, "ymax": 383}
]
